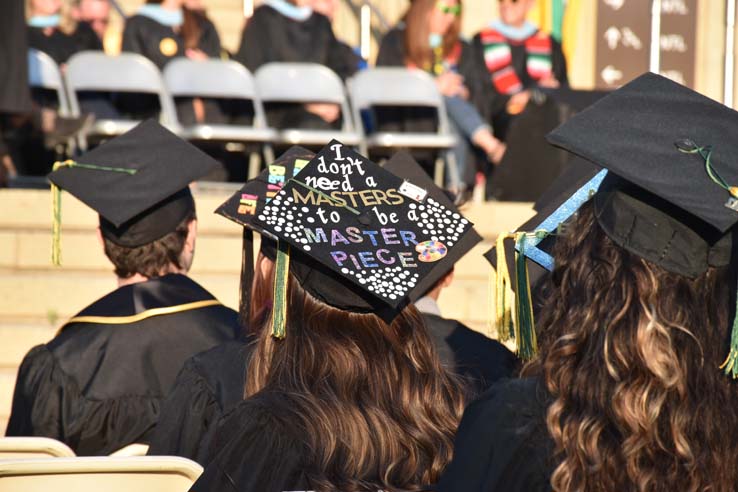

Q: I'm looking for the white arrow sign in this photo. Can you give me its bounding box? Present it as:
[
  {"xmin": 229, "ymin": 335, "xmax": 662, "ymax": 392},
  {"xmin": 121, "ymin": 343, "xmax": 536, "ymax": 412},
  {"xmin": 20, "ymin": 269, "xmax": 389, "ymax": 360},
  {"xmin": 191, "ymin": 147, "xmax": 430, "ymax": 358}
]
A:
[
  {"xmin": 604, "ymin": 26, "xmax": 621, "ymax": 50},
  {"xmin": 601, "ymin": 65, "xmax": 624, "ymax": 85},
  {"xmin": 603, "ymin": 0, "xmax": 626, "ymax": 10}
]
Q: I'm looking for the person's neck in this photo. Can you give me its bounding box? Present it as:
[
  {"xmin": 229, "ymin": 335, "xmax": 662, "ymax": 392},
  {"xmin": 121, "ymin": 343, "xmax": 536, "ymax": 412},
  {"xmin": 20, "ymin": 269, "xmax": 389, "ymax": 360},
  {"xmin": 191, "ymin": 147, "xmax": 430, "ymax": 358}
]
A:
[{"xmin": 117, "ymin": 273, "xmax": 150, "ymax": 288}]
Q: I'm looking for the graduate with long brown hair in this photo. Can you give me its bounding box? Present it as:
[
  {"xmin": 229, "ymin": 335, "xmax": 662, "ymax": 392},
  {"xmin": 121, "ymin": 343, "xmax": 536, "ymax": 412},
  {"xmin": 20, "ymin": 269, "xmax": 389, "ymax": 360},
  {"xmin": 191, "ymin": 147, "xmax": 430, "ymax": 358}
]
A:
[
  {"xmin": 439, "ymin": 73, "xmax": 738, "ymax": 492},
  {"xmin": 191, "ymin": 141, "xmax": 471, "ymax": 492}
]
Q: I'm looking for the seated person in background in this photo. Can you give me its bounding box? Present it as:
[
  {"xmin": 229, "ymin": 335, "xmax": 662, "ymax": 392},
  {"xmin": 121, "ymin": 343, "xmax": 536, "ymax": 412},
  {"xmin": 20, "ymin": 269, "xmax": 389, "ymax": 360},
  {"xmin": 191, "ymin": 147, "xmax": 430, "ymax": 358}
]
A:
[
  {"xmin": 190, "ymin": 141, "xmax": 467, "ymax": 492},
  {"xmin": 122, "ymin": 0, "xmax": 223, "ymax": 123},
  {"xmin": 473, "ymin": 0, "xmax": 567, "ymax": 139},
  {"xmin": 377, "ymin": 0, "xmax": 505, "ymax": 191},
  {"xmin": 5, "ymin": 120, "xmax": 241, "ymax": 456},
  {"xmin": 234, "ymin": 0, "xmax": 360, "ymax": 129},
  {"xmin": 27, "ymin": 0, "xmax": 102, "ymax": 65},
  {"xmin": 71, "ymin": 0, "xmax": 111, "ymax": 48}
]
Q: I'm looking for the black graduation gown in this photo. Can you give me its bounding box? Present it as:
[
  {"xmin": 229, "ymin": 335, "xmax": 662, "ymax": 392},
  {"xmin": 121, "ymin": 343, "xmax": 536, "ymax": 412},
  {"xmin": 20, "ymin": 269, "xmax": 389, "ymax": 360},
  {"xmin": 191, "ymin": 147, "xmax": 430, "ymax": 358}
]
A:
[
  {"xmin": 422, "ymin": 313, "xmax": 519, "ymax": 395},
  {"xmin": 0, "ymin": 0, "xmax": 32, "ymax": 114},
  {"xmin": 27, "ymin": 22, "xmax": 102, "ymax": 66},
  {"xmin": 437, "ymin": 377, "xmax": 555, "ymax": 492},
  {"xmin": 5, "ymin": 274, "xmax": 240, "ymax": 456},
  {"xmin": 234, "ymin": 5, "xmax": 358, "ymax": 80},
  {"xmin": 234, "ymin": 5, "xmax": 359, "ymax": 131},
  {"xmin": 121, "ymin": 14, "xmax": 221, "ymax": 70},
  {"xmin": 147, "ymin": 339, "xmax": 251, "ymax": 465},
  {"xmin": 190, "ymin": 393, "xmax": 312, "ymax": 492}
]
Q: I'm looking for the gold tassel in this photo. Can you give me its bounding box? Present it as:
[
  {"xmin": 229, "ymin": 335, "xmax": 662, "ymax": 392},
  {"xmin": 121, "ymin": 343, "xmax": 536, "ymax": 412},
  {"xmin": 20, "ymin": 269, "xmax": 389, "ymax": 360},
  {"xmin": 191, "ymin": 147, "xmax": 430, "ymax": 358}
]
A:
[
  {"xmin": 50, "ymin": 160, "xmax": 74, "ymax": 266},
  {"xmin": 493, "ymin": 234, "xmax": 515, "ymax": 342},
  {"xmin": 271, "ymin": 241, "xmax": 291, "ymax": 339}
]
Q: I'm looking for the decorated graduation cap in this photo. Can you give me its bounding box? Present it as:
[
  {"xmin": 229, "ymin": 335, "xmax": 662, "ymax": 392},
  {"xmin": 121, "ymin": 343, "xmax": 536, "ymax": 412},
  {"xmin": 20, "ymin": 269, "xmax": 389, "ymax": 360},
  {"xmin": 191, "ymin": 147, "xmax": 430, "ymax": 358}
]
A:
[
  {"xmin": 240, "ymin": 140, "xmax": 474, "ymax": 338},
  {"xmin": 47, "ymin": 119, "xmax": 219, "ymax": 264},
  {"xmin": 496, "ymin": 72, "xmax": 738, "ymax": 371},
  {"xmin": 215, "ymin": 146, "xmax": 315, "ymax": 326}
]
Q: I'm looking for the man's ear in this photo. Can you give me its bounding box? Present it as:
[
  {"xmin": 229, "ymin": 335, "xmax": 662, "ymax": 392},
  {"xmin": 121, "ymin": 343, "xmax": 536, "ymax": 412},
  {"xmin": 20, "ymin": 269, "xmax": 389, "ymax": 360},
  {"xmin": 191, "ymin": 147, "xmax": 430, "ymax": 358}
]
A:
[
  {"xmin": 96, "ymin": 227, "xmax": 105, "ymax": 252},
  {"xmin": 441, "ymin": 268, "xmax": 455, "ymax": 288},
  {"xmin": 185, "ymin": 218, "xmax": 198, "ymax": 252}
]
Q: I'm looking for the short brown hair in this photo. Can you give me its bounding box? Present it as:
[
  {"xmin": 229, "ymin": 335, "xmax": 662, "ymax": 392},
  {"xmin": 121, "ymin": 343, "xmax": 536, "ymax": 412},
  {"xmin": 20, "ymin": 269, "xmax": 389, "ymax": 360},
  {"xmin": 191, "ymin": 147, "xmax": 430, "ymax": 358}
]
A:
[{"xmin": 103, "ymin": 211, "xmax": 196, "ymax": 279}]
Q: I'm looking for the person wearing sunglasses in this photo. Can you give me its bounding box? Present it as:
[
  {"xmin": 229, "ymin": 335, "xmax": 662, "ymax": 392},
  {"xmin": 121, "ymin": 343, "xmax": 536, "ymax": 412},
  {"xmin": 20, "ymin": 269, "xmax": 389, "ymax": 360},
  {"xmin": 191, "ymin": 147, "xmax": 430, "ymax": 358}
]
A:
[{"xmin": 376, "ymin": 0, "xmax": 506, "ymax": 195}]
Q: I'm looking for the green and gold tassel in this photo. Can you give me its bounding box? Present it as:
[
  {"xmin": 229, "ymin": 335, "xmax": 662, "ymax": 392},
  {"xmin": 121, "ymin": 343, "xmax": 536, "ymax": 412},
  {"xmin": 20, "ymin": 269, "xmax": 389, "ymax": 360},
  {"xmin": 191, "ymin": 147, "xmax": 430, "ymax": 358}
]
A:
[
  {"xmin": 492, "ymin": 233, "xmax": 515, "ymax": 342},
  {"xmin": 720, "ymin": 279, "xmax": 738, "ymax": 378},
  {"xmin": 514, "ymin": 233, "xmax": 538, "ymax": 360},
  {"xmin": 271, "ymin": 240, "xmax": 291, "ymax": 339},
  {"xmin": 50, "ymin": 160, "xmax": 137, "ymax": 266}
]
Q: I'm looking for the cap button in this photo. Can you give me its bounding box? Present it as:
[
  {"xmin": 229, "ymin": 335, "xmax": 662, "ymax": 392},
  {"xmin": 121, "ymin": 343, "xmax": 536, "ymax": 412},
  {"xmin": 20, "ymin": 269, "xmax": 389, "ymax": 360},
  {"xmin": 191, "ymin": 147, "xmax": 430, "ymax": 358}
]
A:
[{"xmin": 674, "ymin": 138, "xmax": 697, "ymax": 152}]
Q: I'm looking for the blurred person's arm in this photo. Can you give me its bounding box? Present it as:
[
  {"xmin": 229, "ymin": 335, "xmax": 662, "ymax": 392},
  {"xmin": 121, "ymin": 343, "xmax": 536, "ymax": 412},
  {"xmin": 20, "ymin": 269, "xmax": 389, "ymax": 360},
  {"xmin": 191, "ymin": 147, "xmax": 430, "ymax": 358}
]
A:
[
  {"xmin": 550, "ymin": 38, "xmax": 568, "ymax": 88},
  {"xmin": 198, "ymin": 17, "xmax": 222, "ymax": 58},
  {"xmin": 233, "ymin": 9, "xmax": 273, "ymax": 72},
  {"xmin": 470, "ymin": 33, "xmax": 509, "ymax": 119},
  {"xmin": 375, "ymin": 27, "xmax": 406, "ymax": 67}
]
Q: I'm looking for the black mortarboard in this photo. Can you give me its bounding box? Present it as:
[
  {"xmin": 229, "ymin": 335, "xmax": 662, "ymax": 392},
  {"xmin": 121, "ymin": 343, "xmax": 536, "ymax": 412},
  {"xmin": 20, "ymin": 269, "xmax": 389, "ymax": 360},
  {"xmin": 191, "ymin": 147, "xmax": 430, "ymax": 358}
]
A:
[
  {"xmin": 382, "ymin": 150, "xmax": 483, "ymax": 299},
  {"xmin": 502, "ymin": 73, "xmax": 738, "ymax": 371},
  {"xmin": 215, "ymin": 146, "xmax": 315, "ymax": 326},
  {"xmin": 47, "ymin": 120, "xmax": 219, "ymax": 262},
  {"xmin": 248, "ymin": 140, "xmax": 474, "ymax": 337}
]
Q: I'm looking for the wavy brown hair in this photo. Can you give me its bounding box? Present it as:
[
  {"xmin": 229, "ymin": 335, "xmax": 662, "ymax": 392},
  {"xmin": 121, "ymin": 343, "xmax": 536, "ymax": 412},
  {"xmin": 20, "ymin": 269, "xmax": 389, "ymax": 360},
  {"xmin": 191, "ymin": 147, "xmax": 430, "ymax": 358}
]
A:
[
  {"xmin": 246, "ymin": 253, "xmax": 466, "ymax": 492},
  {"xmin": 404, "ymin": 0, "xmax": 462, "ymax": 70},
  {"xmin": 524, "ymin": 202, "xmax": 738, "ymax": 492}
]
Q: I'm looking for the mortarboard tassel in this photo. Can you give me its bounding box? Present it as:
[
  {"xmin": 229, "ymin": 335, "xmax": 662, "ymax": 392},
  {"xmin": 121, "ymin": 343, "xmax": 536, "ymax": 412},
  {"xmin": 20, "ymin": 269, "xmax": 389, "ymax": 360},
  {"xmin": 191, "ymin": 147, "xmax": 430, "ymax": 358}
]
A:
[
  {"xmin": 271, "ymin": 240, "xmax": 291, "ymax": 339},
  {"xmin": 492, "ymin": 234, "xmax": 515, "ymax": 342},
  {"xmin": 514, "ymin": 233, "xmax": 538, "ymax": 360},
  {"xmin": 720, "ymin": 276, "xmax": 738, "ymax": 378},
  {"xmin": 50, "ymin": 160, "xmax": 137, "ymax": 266}
]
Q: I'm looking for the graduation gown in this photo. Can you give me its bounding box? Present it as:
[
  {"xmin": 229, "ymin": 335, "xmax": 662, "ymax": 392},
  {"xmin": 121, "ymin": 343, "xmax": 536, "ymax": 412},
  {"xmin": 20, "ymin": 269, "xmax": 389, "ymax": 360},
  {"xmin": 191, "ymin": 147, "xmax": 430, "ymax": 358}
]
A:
[
  {"xmin": 0, "ymin": 0, "xmax": 32, "ymax": 113},
  {"xmin": 121, "ymin": 14, "xmax": 221, "ymax": 70},
  {"xmin": 437, "ymin": 378, "xmax": 555, "ymax": 492},
  {"xmin": 5, "ymin": 274, "xmax": 240, "ymax": 456},
  {"xmin": 234, "ymin": 5, "xmax": 358, "ymax": 80},
  {"xmin": 147, "ymin": 339, "xmax": 251, "ymax": 465},
  {"xmin": 422, "ymin": 313, "xmax": 519, "ymax": 395},
  {"xmin": 27, "ymin": 22, "xmax": 102, "ymax": 66},
  {"xmin": 190, "ymin": 392, "xmax": 312, "ymax": 492}
]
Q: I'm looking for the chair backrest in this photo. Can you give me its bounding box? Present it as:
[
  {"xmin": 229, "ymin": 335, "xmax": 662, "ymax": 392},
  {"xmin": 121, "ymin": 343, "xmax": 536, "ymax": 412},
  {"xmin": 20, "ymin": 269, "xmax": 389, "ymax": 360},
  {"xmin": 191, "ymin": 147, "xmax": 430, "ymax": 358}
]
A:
[
  {"xmin": 0, "ymin": 456, "xmax": 203, "ymax": 492},
  {"xmin": 349, "ymin": 67, "xmax": 451, "ymax": 133},
  {"xmin": 254, "ymin": 62, "xmax": 354, "ymax": 131},
  {"xmin": 27, "ymin": 49, "xmax": 71, "ymax": 116},
  {"xmin": 0, "ymin": 437, "xmax": 75, "ymax": 459},
  {"xmin": 163, "ymin": 58, "xmax": 268, "ymax": 127},
  {"xmin": 65, "ymin": 51, "xmax": 178, "ymax": 126}
]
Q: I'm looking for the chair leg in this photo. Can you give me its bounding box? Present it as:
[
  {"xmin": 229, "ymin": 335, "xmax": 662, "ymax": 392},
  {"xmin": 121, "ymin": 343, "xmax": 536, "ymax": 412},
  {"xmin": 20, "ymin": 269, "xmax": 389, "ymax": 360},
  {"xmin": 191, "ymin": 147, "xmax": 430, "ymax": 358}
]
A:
[
  {"xmin": 443, "ymin": 149, "xmax": 461, "ymax": 193},
  {"xmin": 434, "ymin": 155, "xmax": 445, "ymax": 188},
  {"xmin": 263, "ymin": 143, "xmax": 275, "ymax": 164},
  {"xmin": 248, "ymin": 151, "xmax": 261, "ymax": 180}
]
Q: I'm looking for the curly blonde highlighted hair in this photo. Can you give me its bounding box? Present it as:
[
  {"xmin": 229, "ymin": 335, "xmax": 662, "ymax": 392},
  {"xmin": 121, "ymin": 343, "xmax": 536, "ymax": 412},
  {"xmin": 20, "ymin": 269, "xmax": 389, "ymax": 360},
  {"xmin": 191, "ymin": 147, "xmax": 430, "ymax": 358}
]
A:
[{"xmin": 526, "ymin": 201, "xmax": 738, "ymax": 492}]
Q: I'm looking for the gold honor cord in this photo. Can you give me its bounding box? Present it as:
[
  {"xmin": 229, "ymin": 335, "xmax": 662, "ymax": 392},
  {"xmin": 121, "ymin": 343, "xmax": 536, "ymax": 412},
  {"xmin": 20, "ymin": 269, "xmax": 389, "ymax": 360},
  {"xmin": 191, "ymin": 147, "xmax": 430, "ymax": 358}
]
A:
[
  {"xmin": 58, "ymin": 299, "xmax": 222, "ymax": 335},
  {"xmin": 51, "ymin": 160, "xmax": 138, "ymax": 266}
]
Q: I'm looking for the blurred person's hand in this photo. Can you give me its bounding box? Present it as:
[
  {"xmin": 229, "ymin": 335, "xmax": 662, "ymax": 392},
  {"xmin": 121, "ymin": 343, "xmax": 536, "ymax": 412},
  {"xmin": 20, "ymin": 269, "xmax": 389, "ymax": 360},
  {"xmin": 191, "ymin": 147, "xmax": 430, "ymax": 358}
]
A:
[
  {"xmin": 305, "ymin": 103, "xmax": 340, "ymax": 123},
  {"xmin": 506, "ymin": 90, "xmax": 530, "ymax": 115},
  {"xmin": 436, "ymin": 71, "xmax": 466, "ymax": 98},
  {"xmin": 538, "ymin": 75, "xmax": 560, "ymax": 89},
  {"xmin": 185, "ymin": 48, "xmax": 208, "ymax": 61}
]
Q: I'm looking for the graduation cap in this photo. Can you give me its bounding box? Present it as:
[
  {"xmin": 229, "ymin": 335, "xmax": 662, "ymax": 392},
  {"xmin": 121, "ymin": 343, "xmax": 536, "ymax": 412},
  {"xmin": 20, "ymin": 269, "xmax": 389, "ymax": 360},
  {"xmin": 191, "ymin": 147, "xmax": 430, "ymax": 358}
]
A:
[
  {"xmin": 498, "ymin": 72, "xmax": 738, "ymax": 372},
  {"xmin": 382, "ymin": 150, "xmax": 483, "ymax": 300},
  {"xmin": 215, "ymin": 146, "xmax": 315, "ymax": 326},
  {"xmin": 47, "ymin": 119, "xmax": 219, "ymax": 264},
  {"xmin": 232, "ymin": 140, "xmax": 474, "ymax": 338}
]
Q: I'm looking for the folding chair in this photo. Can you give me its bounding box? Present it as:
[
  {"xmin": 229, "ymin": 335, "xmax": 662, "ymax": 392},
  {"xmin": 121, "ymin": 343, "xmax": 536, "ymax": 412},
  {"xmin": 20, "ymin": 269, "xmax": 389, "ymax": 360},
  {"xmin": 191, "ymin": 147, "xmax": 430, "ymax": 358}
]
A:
[
  {"xmin": 0, "ymin": 456, "xmax": 203, "ymax": 492},
  {"xmin": 0, "ymin": 437, "xmax": 75, "ymax": 459},
  {"xmin": 254, "ymin": 62, "xmax": 361, "ymax": 147},
  {"xmin": 65, "ymin": 51, "xmax": 179, "ymax": 143},
  {"xmin": 163, "ymin": 58, "xmax": 278, "ymax": 178},
  {"xmin": 27, "ymin": 49, "xmax": 72, "ymax": 117},
  {"xmin": 348, "ymin": 67, "xmax": 459, "ymax": 189}
]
